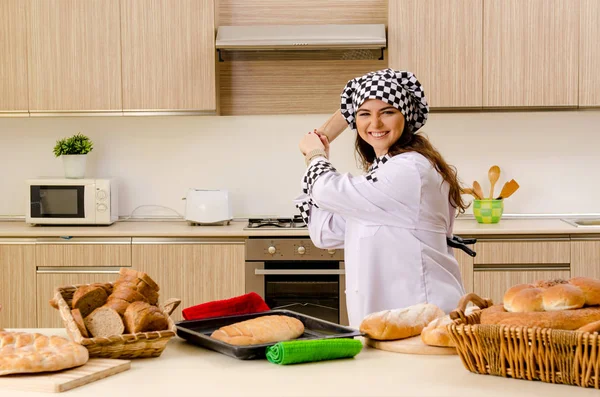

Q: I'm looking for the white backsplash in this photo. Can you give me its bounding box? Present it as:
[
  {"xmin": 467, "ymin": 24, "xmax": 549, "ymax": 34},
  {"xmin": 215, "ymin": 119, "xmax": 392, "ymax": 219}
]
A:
[{"xmin": 1, "ymin": 110, "xmax": 599, "ymax": 218}]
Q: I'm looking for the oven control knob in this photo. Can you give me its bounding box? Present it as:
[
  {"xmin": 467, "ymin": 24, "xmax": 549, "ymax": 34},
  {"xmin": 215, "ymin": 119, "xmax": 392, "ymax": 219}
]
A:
[
  {"xmin": 297, "ymin": 246, "xmax": 306, "ymax": 255},
  {"xmin": 327, "ymin": 249, "xmax": 336, "ymax": 255},
  {"xmin": 267, "ymin": 246, "xmax": 276, "ymax": 255}
]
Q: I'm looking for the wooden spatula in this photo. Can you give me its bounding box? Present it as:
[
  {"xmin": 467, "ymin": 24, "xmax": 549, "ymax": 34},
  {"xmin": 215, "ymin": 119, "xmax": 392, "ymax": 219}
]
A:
[
  {"xmin": 461, "ymin": 187, "xmax": 481, "ymax": 200},
  {"xmin": 496, "ymin": 179, "xmax": 520, "ymax": 199},
  {"xmin": 473, "ymin": 181, "xmax": 485, "ymax": 200}
]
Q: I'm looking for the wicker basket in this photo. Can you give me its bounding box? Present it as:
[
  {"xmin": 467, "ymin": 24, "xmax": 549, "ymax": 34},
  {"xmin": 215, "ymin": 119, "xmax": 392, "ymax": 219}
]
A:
[
  {"xmin": 448, "ymin": 293, "xmax": 600, "ymax": 389},
  {"xmin": 51, "ymin": 282, "xmax": 181, "ymax": 359}
]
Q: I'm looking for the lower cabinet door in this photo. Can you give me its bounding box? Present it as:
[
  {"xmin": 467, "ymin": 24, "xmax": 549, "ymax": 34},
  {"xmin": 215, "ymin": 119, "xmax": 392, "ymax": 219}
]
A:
[
  {"xmin": 36, "ymin": 268, "xmax": 120, "ymax": 328},
  {"xmin": 473, "ymin": 268, "xmax": 571, "ymax": 307}
]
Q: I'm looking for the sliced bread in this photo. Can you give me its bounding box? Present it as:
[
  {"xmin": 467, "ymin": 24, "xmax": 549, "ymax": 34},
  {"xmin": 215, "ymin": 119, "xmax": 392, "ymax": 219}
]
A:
[
  {"xmin": 103, "ymin": 297, "xmax": 130, "ymax": 316},
  {"xmin": 72, "ymin": 285, "xmax": 108, "ymax": 318},
  {"xmin": 84, "ymin": 307, "xmax": 124, "ymax": 337},
  {"xmin": 124, "ymin": 301, "xmax": 169, "ymax": 334},
  {"xmin": 113, "ymin": 279, "xmax": 159, "ymax": 304},
  {"xmin": 119, "ymin": 268, "xmax": 160, "ymax": 291},
  {"xmin": 71, "ymin": 308, "xmax": 89, "ymax": 338}
]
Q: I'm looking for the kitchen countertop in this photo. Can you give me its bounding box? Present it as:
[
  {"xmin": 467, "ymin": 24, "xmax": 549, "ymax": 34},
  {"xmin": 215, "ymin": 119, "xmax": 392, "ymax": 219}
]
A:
[
  {"xmin": 1, "ymin": 329, "xmax": 598, "ymax": 397},
  {"xmin": 0, "ymin": 218, "xmax": 598, "ymax": 238}
]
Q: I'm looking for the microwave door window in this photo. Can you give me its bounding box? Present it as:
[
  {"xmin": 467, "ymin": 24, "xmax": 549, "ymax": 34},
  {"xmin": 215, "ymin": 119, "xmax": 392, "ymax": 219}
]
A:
[{"xmin": 30, "ymin": 186, "xmax": 85, "ymax": 218}]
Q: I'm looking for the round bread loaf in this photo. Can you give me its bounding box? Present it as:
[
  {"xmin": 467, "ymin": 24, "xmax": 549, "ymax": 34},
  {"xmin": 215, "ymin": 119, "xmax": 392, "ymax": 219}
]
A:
[{"xmin": 503, "ymin": 277, "xmax": 600, "ymax": 313}]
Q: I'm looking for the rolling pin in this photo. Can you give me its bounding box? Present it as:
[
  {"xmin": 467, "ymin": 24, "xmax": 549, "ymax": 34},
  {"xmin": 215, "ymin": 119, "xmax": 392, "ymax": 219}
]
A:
[{"xmin": 316, "ymin": 110, "xmax": 348, "ymax": 143}]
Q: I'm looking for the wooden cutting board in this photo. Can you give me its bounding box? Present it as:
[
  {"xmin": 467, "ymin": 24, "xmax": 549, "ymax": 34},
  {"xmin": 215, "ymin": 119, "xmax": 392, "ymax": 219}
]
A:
[
  {"xmin": 366, "ymin": 335, "xmax": 457, "ymax": 355},
  {"xmin": 0, "ymin": 358, "xmax": 131, "ymax": 393}
]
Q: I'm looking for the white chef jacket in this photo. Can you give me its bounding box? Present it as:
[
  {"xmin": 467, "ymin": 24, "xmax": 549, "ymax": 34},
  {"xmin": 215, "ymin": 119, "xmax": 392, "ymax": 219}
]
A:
[{"xmin": 294, "ymin": 151, "xmax": 465, "ymax": 329}]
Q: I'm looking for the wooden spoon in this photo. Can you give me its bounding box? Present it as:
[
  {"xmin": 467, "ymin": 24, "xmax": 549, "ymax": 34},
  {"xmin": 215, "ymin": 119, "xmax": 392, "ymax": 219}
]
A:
[
  {"xmin": 473, "ymin": 181, "xmax": 485, "ymax": 200},
  {"xmin": 461, "ymin": 187, "xmax": 481, "ymax": 200},
  {"xmin": 488, "ymin": 165, "xmax": 501, "ymax": 199},
  {"xmin": 496, "ymin": 179, "xmax": 520, "ymax": 199}
]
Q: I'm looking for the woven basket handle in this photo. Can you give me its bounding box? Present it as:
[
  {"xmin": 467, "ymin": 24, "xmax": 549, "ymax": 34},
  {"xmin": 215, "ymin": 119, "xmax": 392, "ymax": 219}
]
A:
[
  {"xmin": 449, "ymin": 293, "xmax": 494, "ymax": 322},
  {"xmin": 162, "ymin": 298, "xmax": 181, "ymax": 316}
]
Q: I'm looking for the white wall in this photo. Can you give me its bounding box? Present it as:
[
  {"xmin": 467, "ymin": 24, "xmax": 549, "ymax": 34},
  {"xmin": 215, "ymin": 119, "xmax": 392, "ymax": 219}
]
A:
[{"xmin": 1, "ymin": 110, "xmax": 599, "ymax": 218}]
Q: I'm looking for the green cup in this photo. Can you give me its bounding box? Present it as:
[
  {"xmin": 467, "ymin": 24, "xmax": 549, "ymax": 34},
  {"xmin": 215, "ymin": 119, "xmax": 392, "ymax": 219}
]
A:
[{"xmin": 473, "ymin": 199, "xmax": 504, "ymax": 224}]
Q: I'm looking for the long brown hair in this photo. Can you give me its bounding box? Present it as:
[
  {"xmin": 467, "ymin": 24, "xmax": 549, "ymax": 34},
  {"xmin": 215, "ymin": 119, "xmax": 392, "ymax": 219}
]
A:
[{"xmin": 355, "ymin": 127, "xmax": 469, "ymax": 214}]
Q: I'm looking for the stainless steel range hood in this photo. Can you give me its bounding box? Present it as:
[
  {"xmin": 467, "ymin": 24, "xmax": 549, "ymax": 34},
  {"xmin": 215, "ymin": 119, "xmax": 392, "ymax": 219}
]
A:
[{"xmin": 215, "ymin": 24, "xmax": 386, "ymax": 51}]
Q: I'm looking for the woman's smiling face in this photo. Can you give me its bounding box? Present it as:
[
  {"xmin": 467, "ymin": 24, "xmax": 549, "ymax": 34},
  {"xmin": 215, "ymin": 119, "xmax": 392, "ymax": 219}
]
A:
[{"xmin": 356, "ymin": 99, "xmax": 406, "ymax": 157}]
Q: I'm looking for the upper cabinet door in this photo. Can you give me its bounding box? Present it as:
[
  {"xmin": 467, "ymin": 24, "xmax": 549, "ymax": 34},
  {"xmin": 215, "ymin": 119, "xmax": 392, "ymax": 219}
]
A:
[
  {"xmin": 483, "ymin": 0, "xmax": 579, "ymax": 107},
  {"xmin": 27, "ymin": 0, "xmax": 122, "ymax": 113},
  {"xmin": 120, "ymin": 0, "xmax": 216, "ymax": 113},
  {"xmin": 0, "ymin": 0, "xmax": 28, "ymax": 114},
  {"xmin": 388, "ymin": 0, "xmax": 483, "ymax": 108},
  {"xmin": 580, "ymin": 0, "xmax": 600, "ymax": 107}
]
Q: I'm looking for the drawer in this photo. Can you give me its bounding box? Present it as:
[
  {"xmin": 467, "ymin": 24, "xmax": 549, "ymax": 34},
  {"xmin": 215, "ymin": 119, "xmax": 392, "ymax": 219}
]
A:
[
  {"xmin": 474, "ymin": 239, "xmax": 570, "ymax": 265},
  {"xmin": 473, "ymin": 268, "xmax": 571, "ymax": 306},
  {"xmin": 36, "ymin": 237, "xmax": 132, "ymax": 267}
]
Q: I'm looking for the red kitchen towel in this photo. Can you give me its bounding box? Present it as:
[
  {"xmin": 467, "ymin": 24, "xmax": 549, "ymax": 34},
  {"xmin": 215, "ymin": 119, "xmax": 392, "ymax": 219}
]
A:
[{"xmin": 182, "ymin": 292, "xmax": 270, "ymax": 321}]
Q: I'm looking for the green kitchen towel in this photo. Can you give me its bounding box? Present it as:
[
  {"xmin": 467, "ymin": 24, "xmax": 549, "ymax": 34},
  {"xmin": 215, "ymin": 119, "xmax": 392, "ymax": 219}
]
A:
[{"xmin": 266, "ymin": 338, "xmax": 363, "ymax": 365}]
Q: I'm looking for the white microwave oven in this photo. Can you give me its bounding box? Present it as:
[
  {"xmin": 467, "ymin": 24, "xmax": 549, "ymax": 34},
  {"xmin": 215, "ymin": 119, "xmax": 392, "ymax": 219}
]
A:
[{"xmin": 26, "ymin": 178, "xmax": 118, "ymax": 225}]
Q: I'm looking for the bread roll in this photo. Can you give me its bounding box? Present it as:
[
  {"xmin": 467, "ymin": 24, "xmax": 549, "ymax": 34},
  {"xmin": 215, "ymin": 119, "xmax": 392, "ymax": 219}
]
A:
[
  {"xmin": 542, "ymin": 284, "xmax": 585, "ymax": 311},
  {"xmin": 72, "ymin": 285, "xmax": 108, "ymax": 317},
  {"xmin": 504, "ymin": 284, "xmax": 544, "ymax": 312},
  {"xmin": 71, "ymin": 308, "xmax": 89, "ymax": 338},
  {"xmin": 123, "ymin": 301, "xmax": 169, "ymax": 334},
  {"xmin": 421, "ymin": 315, "xmax": 455, "ymax": 347},
  {"xmin": 360, "ymin": 303, "xmax": 445, "ymax": 340},
  {"xmin": 84, "ymin": 307, "xmax": 124, "ymax": 337},
  {"xmin": 569, "ymin": 277, "xmax": 600, "ymax": 306},
  {"xmin": 480, "ymin": 304, "xmax": 600, "ymax": 330},
  {"xmin": 211, "ymin": 315, "xmax": 304, "ymax": 346},
  {"xmin": 0, "ymin": 331, "xmax": 88, "ymax": 375}
]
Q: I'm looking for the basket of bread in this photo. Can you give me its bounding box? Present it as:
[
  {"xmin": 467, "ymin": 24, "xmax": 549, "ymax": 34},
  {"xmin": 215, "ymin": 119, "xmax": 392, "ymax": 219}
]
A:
[
  {"xmin": 50, "ymin": 268, "xmax": 181, "ymax": 359},
  {"xmin": 448, "ymin": 277, "xmax": 600, "ymax": 389}
]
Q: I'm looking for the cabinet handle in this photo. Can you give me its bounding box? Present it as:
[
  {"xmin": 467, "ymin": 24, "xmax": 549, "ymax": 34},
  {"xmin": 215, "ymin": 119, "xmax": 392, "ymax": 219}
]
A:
[
  {"xmin": 254, "ymin": 269, "xmax": 345, "ymax": 276},
  {"xmin": 0, "ymin": 238, "xmax": 36, "ymax": 244},
  {"xmin": 132, "ymin": 237, "xmax": 244, "ymax": 244},
  {"xmin": 36, "ymin": 237, "xmax": 131, "ymax": 245},
  {"xmin": 37, "ymin": 267, "xmax": 121, "ymax": 274},
  {"xmin": 474, "ymin": 266, "xmax": 570, "ymax": 272}
]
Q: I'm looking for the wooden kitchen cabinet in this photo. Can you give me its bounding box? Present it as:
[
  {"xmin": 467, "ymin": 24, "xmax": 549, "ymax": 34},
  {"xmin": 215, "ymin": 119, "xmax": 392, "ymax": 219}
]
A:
[
  {"xmin": 37, "ymin": 270, "xmax": 120, "ymax": 328},
  {"xmin": 120, "ymin": 0, "xmax": 216, "ymax": 113},
  {"xmin": 483, "ymin": 0, "xmax": 579, "ymax": 107},
  {"xmin": 0, "ymin": 240, "xmax": 37, "ymax": 328},
  {"xmin": 35, "ymin": 238, "xmax": 132, "ymax": 267},
  {"xmin": 0, "ymin": 0, "xmax": 29, "ymax": 114},
  {"xmin": 388, "ymin": 0, "xmax": 483, "ymax": 108},
  {"xmin": 474, "ymin": 269, "xmax": 571, "ymax": 306},
  {"xmin": 571, "ymin": 239, "xmax": 600, "ymax": 279},
  {"xmin": 454, "ymin": 248, "xmax": 474, "ymax": 293},
  {"xmin": 27, "ymin": 0, "xmax": 122, "ymax": 113},
  {"xmin": 132, "ymin": 238, "xmax": 245, "ymax": 322},
  {"xmin": 579, "ymin": 0, "xmax": 600, "ymax": 107}
]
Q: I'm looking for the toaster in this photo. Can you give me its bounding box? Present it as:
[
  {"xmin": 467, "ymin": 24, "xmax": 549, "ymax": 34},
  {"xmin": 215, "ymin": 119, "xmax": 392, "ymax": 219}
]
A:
[{"xmin": 183, "ymin": 189, "xmax": 233, "ymax": 225}]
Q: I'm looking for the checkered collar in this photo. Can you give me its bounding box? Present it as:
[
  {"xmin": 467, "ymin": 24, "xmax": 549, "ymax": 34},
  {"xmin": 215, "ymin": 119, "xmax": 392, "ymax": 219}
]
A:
[{"xmin": 368, "ymin": 154, "xmax": 391, "ymax": 172}]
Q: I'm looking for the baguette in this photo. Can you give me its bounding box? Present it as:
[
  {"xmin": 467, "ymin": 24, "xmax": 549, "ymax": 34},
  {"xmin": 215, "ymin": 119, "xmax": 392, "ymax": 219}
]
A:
[
  {"xmin": 210, "ymin": 315, "xmax": 304, "ymax": 346},
  {"xmin": 360, "ymin": 303, "xmax": 445, "ymax": 341},
  {"xmin": 480, "ymin": 304, "xmax": 600, "ymax": 330}
]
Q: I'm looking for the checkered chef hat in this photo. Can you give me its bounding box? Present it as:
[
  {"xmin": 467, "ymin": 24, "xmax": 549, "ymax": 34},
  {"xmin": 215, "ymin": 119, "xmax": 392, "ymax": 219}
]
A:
[{"xmin": 340, "ymin": 68, "xmax": 429, "ymax": 133}]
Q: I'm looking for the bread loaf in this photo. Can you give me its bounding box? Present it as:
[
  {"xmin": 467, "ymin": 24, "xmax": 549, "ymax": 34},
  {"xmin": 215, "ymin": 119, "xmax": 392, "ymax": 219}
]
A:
[
  {"xmin": 119, "ymin": 268, "xmax": 160, "ymax": 291},
  {"xmin": 360, "ymin": 303, "xmax": 445, "ymax": 341},
  {"xmin": 123, "ymin": 301, "xmax": 169, "ymax": 334},
  {"xmin": 504, "ymin": 277, "xmax": 600, "ymax": 313},
  {"xmin": 72, "ymin": 285, "xmax": 108, "ymax": 317},
  {"xmin": 0, "ymin": 332, "xmax": 88, "ymax": 375},
  {"xmin": 84, "ymin": 307, "xmax": 124, "ymax": 337},
  {"xmin": 421, "ymin": 315, "xmax": 455, "ymax": 347},
  {"xmin": 114, "ymin": 279, "xmax": 159, "ymax": 304},
  {"xmin": 210, "ymin": 315, "xmax": 305, "ymax": 346},
  {"xmin": 480, "ymin": 304, "xmax": 600, "ymax": 330},
  {"xmin": 103, "ymin": 297, "xmax": 130, "ymax": 316}
]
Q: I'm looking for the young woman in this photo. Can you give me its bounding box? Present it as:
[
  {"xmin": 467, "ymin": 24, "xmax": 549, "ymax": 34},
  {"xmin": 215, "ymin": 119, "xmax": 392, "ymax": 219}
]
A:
[{"xmin": 295, "ymin": 68, "xmax": 469, "ymax": 328}]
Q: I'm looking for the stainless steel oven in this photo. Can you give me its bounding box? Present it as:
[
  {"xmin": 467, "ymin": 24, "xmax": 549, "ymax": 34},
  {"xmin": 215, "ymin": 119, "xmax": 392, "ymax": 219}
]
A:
[{"xmin": 245, "ymin": 237, "xmax": 348, "ymax": 326}]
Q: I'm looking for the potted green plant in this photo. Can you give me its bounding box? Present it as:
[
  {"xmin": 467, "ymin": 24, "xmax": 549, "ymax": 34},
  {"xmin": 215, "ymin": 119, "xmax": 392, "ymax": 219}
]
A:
[{"xmin": 53, "ymin": 133, "xmax": 93, "ymax": 179}]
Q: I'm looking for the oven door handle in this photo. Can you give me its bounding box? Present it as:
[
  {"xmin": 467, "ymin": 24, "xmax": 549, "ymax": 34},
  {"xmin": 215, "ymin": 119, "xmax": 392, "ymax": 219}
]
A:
[{"xmin": 254, "ymin": 269, "xmax": 345, "ymax": 276}]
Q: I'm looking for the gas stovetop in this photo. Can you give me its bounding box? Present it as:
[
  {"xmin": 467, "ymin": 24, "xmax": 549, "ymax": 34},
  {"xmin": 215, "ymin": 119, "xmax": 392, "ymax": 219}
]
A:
[{"xmin": 245, "ymin": 215, "xmax": 307, "ymax": 230}]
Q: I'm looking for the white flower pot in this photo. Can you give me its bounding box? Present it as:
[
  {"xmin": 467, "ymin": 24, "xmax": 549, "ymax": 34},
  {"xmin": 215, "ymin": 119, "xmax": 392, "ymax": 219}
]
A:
[{"xmin": 62, "ymin": 154, "xmax": 87, "ymax": 179}]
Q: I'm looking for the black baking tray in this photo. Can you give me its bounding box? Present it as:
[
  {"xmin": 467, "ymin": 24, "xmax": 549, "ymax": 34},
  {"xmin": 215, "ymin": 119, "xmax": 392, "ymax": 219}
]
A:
[{"xmin": 175, "ymin": 309, "xmax": 363, "ymax": 360}]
